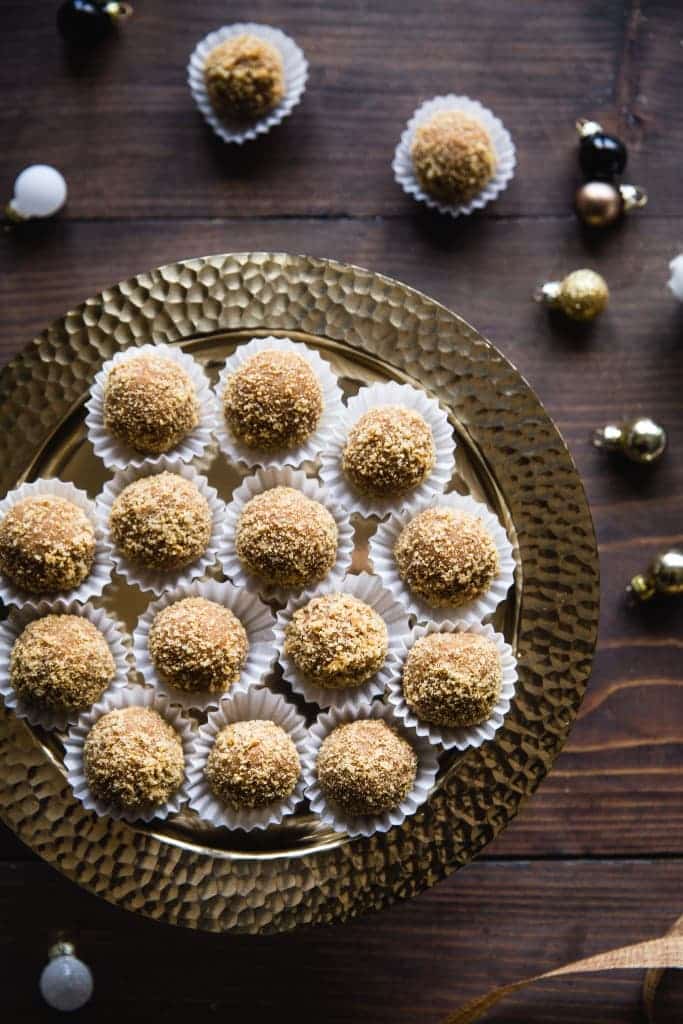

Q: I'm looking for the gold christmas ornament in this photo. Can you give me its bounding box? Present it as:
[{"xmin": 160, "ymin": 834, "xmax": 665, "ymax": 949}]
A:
[
  {"xmin": 575, "ymin": 180, "xmax": 648, "ymax": 227},
  {"xmin": 592, "ymin": 417, "xmax": 667, "ymax": 465},
  {"xmin": 536, "ymin": 269, "xmax": 609, "ymax": 321},
  {"xmin": 629, "ymin": 550, "xmax": 683, "ymax": 601}
]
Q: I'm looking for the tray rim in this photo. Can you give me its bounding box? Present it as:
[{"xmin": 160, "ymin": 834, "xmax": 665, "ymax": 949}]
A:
[{"xmin": 0, "ymin": 251, "xmax": 600, "ymax": 933}]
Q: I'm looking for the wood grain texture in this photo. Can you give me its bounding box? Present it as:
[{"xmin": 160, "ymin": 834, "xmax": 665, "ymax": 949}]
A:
[{"xmin": 0, "ymin": 0, "xmax": 682, "ymax": 1019}]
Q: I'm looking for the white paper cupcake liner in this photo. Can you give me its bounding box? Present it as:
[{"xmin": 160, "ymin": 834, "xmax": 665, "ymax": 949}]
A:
[
  {"xmin": 214, "ymin": 336, "xmax": 344, "ymax": 470},
  {"xmin": 84, "ymin": 342, "xmax": 219, "ymax": 472},
  {"xmin": 392, "ymin": 95, "xmax": 516, "ymax": 218},
  {"xmin": 369, "ymin": 491, "xmax": 516, "ymax": 626},
  {"xmin": 387, "ymin": 620, "xmax": 517, "ymax": 751},
  {"xmin": 319, "ymin": 380, "xmax": 456, "ymax": 518},
  {"xmin": 0, "ymin": 600, "xmax": 131, "ymax": 732},
  {"xmin": 186, "ymin": 685, "xmax": 314, "ymax": 831},
  {"xmin": 274, "ymin": 572, "xmax": 411, "ymax": 711},
  {"xmin": 221, "ymin": 467, "xmax": 354, "ymax": 603},
  {"xmin": 133, "ymin": 578, "xmax": 275, "ymax": 711},
  {"xmin": 97, "ymin": 457, "xmax": 225, "ymax": 596},
  {"xmin": 63, "ymin": 685, "xmax": 195, "ymax": 824},
  {"xmin": 0, "ymin": 479, "xmax": 113, "ymax": 610},
  {"xmin": 187, "ymin": 23, "xmax": 308, "ymax": 145},
  {"xmin": 303, "ymin": 700, "xmax": 440, "ymax": 838}
]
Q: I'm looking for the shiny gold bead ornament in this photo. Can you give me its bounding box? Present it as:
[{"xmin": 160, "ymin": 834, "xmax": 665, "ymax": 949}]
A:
[
  {"xmin": 592, "ymin": 417, "xmax": 667, "ymax": 464},
  {"xmin": 629, "ymin": 550, "xmax": 683, "ymax": 601},
  {"xmin": 537, "ymin": 269, "xmax": 609, "ymax": 322}
]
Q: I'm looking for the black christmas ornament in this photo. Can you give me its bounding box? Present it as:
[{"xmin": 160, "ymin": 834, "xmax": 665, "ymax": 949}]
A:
[
  {"xmin": 57, "ymin": 1, "xmax": 133, "ymax": 46},
  {"xmin": 578, "ymin": 120, "xmax": 628, "ymax": 179}
]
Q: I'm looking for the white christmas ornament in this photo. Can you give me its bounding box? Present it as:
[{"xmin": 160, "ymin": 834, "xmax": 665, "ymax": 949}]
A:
[
  {"xmin": 39, "ymin": 943, "xmax": 93, "ymax": 1012},
  {"xmin": 7, "ymin": 165, "xmax": 67, "ymax": 220},
  {"xmin": 667, "ymin": 253, "xmax": 683, "ymax": 302}
]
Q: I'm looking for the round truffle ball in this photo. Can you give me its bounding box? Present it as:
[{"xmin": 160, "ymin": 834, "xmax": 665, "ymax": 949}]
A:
[
  {"xmin": 317, "ymin": 719, "xmax": 417, "ymax": 816},
  {"xmin": 236, "ymin": 486, "xmax": 338, "ymax": 587},
  {"xmin": 411, "ymin": 110, "xmax": 496, "ymax": 203},
  {"xmin": 109, "ymin": 472, "xmax": 212, "ymax": 572},
  {"xmin": 149, "ymin": 597, "xmax": 249, "ymax": 695},
  {"xmin": 10, "ymin": 614, "xmax": 115, "ymax": 714},
  {"xmin": 204, "ymin": 34, "xmax": 285, "ymax": 120},
  {"xmin": 0, "ymin": 496, "xmax": 96, "ymax": 595},
  {"xmin": 284, "ymin": 593, "xmax": 388, "ymax": 689},
  {"xmin": 223, "ymin": 349, "xmax": 324, "ymax": 452},
  {"xmin": 394, "ymin": 507, "xmax": 499, "ymax": 608},
  {"xmin": 83, "ymin": 706, "xmax": 185, "ymax": 812},
  {"xmin": 103, "ymin": 354, "xmax": 199, "ymax": 456},
  {"xmin": 342, "ymin": 405, "xmax": 436, "ymax": 498},
  {"xmin": 205, "ymin": 719, "xmax": 300, "ymax": 810},
  {"xmin": 403, "ymin": 632, "xmax": 502, "ymax": 727}
]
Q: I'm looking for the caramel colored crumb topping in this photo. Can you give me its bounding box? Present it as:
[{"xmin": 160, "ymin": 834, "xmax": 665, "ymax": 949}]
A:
[
  {"xmin": 110, "ymin": 472, "xmax": 211, "ymax": 571},
  {"xmin": 223, "ymin": 349, "xmax": 324, "ymax": 452},
  {"xmin": 411, "ymin": 110, "xmax": 496, "ymax": 203},
  {"xmin": 403, "ymin": 632, "xmax": 502, "ymax": 727},
  {"xmin": 11, "ymin": 614, "xmax": 115, "ymax": 714},
  {"xmin": 285, "ymin": 593, "xmax": 388, "ymax": 689},
  {"xmin": 0, "ymin": 496, "xmax": 95, "ymax": 595},
  {"xmin": 236, "ymin": 486, "xmax": 338, "ymax": 587},
  {"xmin": 84, "ymin": 706, "xmax": 185, "ymax": 811},
  {"xmin": 205, "ymin": 719, "xmax": 300, "ymax": 810},
  {"xmin": 103, "ymin": 354, "xmax": 199, "ymax": 455},
  {"xmin": 317, "ymin": 718, "xmax": 417, "ymax": 816},
  {"xmin": 342, "ymin": 405, "xmax": 436, "ymax": 498},
  {"xmin": 204, "ymin": 34, "xmax": 285, "ymax": 120},
  {"xmin": 149, "ymin": 597, "xmax": 249, "ymax": 695},
  {"xmin": 394, "ymin": 507, "xmax": 499, "ymax": 608}
]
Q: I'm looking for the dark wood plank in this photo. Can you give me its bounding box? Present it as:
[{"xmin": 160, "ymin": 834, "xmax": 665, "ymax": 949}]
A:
[
  {"xmin": 0, "ymin": 857, "xmax": 681, "ymax": 1022},
  {"xmin": 2, "ymin": 0, "xmax": 680, "ymax": 219}
]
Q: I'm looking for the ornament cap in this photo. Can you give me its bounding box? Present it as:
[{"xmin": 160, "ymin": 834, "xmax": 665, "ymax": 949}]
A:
[
  {"xmin": 576, "ymin": 118, "xmax": 603, "ymax": 138},
  {"xmin": 619, "ymin": 183, "xmax": 648, "ymax": 211},
  {"xmin": 48, "ymin": 941, "xmax": 76, "ymax": 960},
  {"xmin": 534, "ymin": 280, "xmax": 561, "ymax": 306},
  {"xmin": 104, "ymin": 1, "xmax": 134, "ymax": 22}
]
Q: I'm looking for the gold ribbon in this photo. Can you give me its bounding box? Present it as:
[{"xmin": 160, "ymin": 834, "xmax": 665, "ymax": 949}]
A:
[{"xmin": 442, "ymin": 914, "xmax": 683, "ymax": 1024}]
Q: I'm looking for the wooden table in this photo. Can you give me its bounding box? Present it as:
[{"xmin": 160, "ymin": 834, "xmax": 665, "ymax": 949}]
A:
[{"xmin": 1, "ymin": 2, "xmax": 682, "ymax": 1020}]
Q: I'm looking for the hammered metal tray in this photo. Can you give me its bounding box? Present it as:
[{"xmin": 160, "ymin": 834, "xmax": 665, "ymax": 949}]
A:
[{"xmin": 0, "ymin": 253, "xmax": 599, "ymax": 933}]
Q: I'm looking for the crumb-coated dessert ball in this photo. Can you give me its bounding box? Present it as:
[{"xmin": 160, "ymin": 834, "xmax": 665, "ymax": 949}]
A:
[
  {"xmin": 394, "ymin": 507, "xmax": 499, "ymax": 608},
  {"xmin": 411, "ymin": 110, "xmax": 496, "ymax": 203},
  {"xmin": 149, "ymin": 597, "xmax": 249, "ymax": 695},
  {"xmin": 204, "ymin": 34, "xmax": 285, "ymax": 120},
  {"xmin": 83, "ymin": 706, "xmax": 185, "ymax": 812},
  {"xmin": 103, "ymin": 354, "xmax": 199, "ymax": 456},
  {"xmin": 205, "ymin": 719, "xmax": 300, "ymax": 810},
  {"xmin": 284, "ymin": 593, "xmax": 388, "ymax": 689},
  {"xmin": 223, "ymin": 349, "xmax": 324, "ymax": 452},
  {"xmin": 317, "ymin": 719, "xmax": 417, "ymax": 816},
  {"xmin": 109, "ymin": 472, "xmax": 212, "ymax": 572},
  {"xmin": 342, "ymin": 406, "xmax": 436, "ymax": 498},
  {"xmin": 403, "ymin": 632, "xmax": 502, "ymax": 727},
  {"xmin": 236, "ymin": 486, "xmax": 338, "ymax": 588},
  {"xmin": 0, "ymin": 496, "xmax": 96, "ymax": 595},
  {"xmin": 10, "ymin": 615, "xmax": 115, "ymax": 714}
]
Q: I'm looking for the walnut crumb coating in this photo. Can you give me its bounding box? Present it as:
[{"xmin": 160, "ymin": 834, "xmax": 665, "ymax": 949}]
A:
[
  {"xmin": 403, "ymin": 632, "xmax": 502, "ymax": 727},
  {"xmin": 342, "ymin": 405, "xmax": 436, "ymax": 497},
  {"xmin": 223, "ymin": 349, "xmax": 323, "ymax": 451},
  {"xmin": 110, "ymin": 472, "xmax": 212, "ymax": 571},
  {"xmin": 0, "ymin": 496, "xmax": 95, "ymax": 594},
  {"xmin": 317, "ymin": 719, "xmax": 417, "ymax": 816},
  {"xmin": 103, "ymin": 354, "xmax": 199, "ymax": 455},
  {"xmin": 236, "ymin": 486, "xmax": 338, "ymax": 587},
  {"xmin": 205, "ymin": 720, "xmax": 300, "ymax": 810},
  {"xmin": 204, "ymin": 34, "xmax": 285, "ymax": 120},
  {"xmin": 394, "ymin": 507, "xmax": 499, "ymax": 608},
  {"xmin": 10, "ymin": 614, "xmax": 115, "ymax": 714},
  {"xmin": 149, "ymin": 597, "xmax": 249, "ymax": 695},
  {"xmin": 411, "ymin": 110, "xmax": 496, "ymax": 203},
  {"xmin": 285, "ymin": 593, "xmax": 388, "ymax": 689},
  {"xmin": 83, "ymin": 706, "xmax": 185, "ymax": 811}
]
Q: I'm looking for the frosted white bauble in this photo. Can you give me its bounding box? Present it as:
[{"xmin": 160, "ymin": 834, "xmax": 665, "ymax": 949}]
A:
[
  {"xmin": 39, "ymin": 950, "xmax": 93, "ymax": 1012},
  {"xmin": 9, "ymin": 165, "xmax": 67, "ymax": 219},
  {"xmin": 667, "ymin": 253, "xmax": 683, "ymax": 302}
]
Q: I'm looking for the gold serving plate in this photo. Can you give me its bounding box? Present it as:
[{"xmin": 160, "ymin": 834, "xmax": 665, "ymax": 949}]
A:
[{"xmin": 0, "ymin": 253, "xmax": 599, "ymax": 933}]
